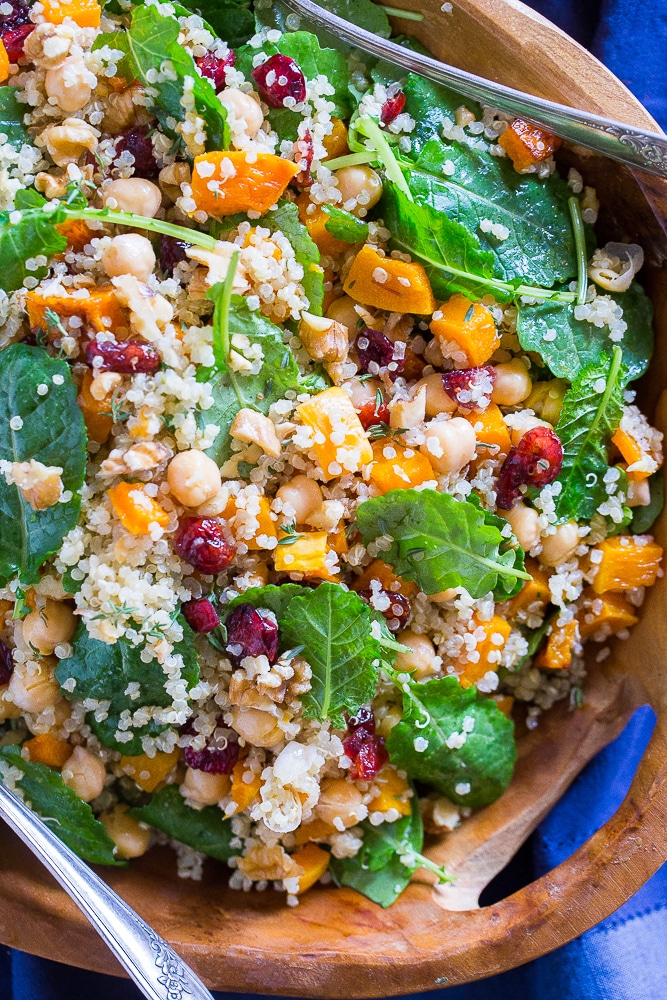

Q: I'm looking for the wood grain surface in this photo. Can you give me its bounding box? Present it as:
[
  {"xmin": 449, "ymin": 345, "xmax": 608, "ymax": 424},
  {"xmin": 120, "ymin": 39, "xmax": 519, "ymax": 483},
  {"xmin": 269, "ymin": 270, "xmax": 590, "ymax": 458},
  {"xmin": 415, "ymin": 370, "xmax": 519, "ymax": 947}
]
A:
[{"xmin": 1, "ymin": 0, "xmax": 666, "ymax": 993}]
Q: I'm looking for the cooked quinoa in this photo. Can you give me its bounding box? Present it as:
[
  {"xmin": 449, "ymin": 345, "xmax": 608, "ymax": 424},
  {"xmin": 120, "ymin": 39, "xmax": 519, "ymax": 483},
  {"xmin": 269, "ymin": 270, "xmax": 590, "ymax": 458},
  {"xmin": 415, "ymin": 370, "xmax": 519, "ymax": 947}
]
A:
[{"xmin": 0, "ymin": 0, "xmax": 663, "ymax": 908}]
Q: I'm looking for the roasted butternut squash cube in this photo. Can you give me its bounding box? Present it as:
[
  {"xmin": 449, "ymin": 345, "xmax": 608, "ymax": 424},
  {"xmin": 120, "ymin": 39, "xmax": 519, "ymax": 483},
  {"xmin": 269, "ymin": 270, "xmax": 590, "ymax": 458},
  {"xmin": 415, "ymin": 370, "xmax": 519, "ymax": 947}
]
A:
[
  {"xmin": 343, "ymin": 245, "xmax": 436, "ymax": 315},
  {"xmin": 506, "ymin": 559, "xmax": 551, "ymax": 621},
  {"xmin": 291, "ymin": 843, "xmax": 331, "ymax": 894},
  {"xmin": 535, "ymin": 619, "xmax": 579, "ymax": 671},
  {"xmin": 42, "ymin": 0, "xmax": 101, "ymax": 27},
  {"xmin": 498, "ymin": 119, "xmax": 562, "ymax": 172},
  {"xmin": 430, "ymin": 294, "xmax": 500, "ymax": 367},
  {"xmin": 0, "ymin": 40, "xmax": 9, "ymax": 82},
  {"xmin": 119, "ymin": 749, "xmax": 180, "ymax": 793},
  {"xmin": 77, "ymin": 369, "xmax": 113, "ymax": 445},
  {"xmin": 191, "ymin": 151, "xmax": 299, "ymax": 217},
  {"xmin": 456, "ymin": 615, "xmax": 511, "ymax": 688},
  {"xmin": 229, "ymin": 759, "xmax": 262, "ymax": 814},
  {"xmin": 296, "ymin": 193, "xmax": 349, "ymax": 256},
  {"xmin": 591, "ymin": 536, "xmax": 663, "ymax": 594},
  {"xmin": 370, "ymin": 765, "xmax": 412, "ymax": 817},
  {"xmin": 297, "ymin": 387, "xmax": 373, "ymax": 480},
  {"xmin": 577, "ymin": 589, "xmax": 639, "ymax": 640},
  {"xmin": 108, "ymin": 482, "xmax": 170, "ymax": 535},
  {"xmin": 369, "ymin": 438, "xmax": 435, "ymax": 493},
  {"xmin": 466, "ymin": 402, "xmax": 511, "ymax": 463},
  {"xmin": 23, "ymin": 734, "xmax": 72, "ymax": 769},
  {"xmin": 274, "ymin": 531, "xmax": 335, "ymax": 578},
  {"xmin": 352, "ymin": 558, "xmax": 419, "ymax": 599},
  {"xmin": 26, "ymin": 286, "xmax": 128, "ymax": 336},
  {"xmin": 322, "ymin": 118, "xmax": 349, "ymax": 160}
]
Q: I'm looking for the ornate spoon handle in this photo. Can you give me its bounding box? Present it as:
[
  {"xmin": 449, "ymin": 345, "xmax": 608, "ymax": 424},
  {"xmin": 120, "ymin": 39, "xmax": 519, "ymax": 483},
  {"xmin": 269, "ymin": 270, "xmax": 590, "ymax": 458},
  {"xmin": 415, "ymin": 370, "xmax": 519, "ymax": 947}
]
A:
[
  {"xmin": 282, "ymin": 0, "xmax": 667, "ymax": 178},
  {"xmin": 0, "ymin": 782, "xmax": 215, "ymax": 1000}
]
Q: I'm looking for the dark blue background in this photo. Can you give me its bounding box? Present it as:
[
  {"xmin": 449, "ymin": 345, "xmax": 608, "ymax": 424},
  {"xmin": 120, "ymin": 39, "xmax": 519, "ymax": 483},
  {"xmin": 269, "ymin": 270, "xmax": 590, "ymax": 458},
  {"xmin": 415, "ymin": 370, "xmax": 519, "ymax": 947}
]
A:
[{"xmin": 3, "ymin": 0, "xmax": 667, "ymax": 996}]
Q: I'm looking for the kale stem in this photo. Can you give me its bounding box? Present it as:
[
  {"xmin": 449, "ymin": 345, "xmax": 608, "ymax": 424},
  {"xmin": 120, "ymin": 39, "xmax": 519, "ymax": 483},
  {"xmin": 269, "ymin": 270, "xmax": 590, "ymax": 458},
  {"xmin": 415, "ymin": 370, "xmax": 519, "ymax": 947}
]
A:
[
  {"xmin": 403, "ymin": 850, "xmax": 454, "ymax": 884},
  {"xmin": 62, "ymin": 207, "xmax": 220, "ymax": 251},
  {"xmin": 568, "ymin": 195, "xmax": 588, "ymax": 307},
  {"xmin": 208, "ymin": 249, "xmax": 240, "ymax": 371},
  {"xmin": 381, "ymin": 6, "xmax": 425, "ymax": 19},
  {"xmin": 354, "ymin": 116, "xmax": 413, "ymax": 201},
  {"xmin": 324, "ymin": 151, "xmax": 378, "ymax": 170}
]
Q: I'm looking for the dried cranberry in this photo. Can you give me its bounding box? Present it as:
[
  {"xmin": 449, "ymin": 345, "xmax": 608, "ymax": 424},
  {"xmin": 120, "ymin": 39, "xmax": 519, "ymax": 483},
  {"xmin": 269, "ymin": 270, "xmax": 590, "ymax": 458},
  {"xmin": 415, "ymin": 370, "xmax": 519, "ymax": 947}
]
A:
[
  {"xmin": 115, "ymin": 125, "xmax": 158, "ymax": 178},
  {"xmin": 358, "ymin": 587, "xmax": 411, "ymax": 632},
  {"xmin": 159, "ymin": 234, "xmax": 188, "ymax": 276},
  {"xmin": 0, "ymin": 640, "xmax": 13, "ymax": 686},
  {"xmin": 357, "ymin": 396, "xmax": 390, "ymax": 431},
  {"xmin": 293, "ymin": 128, "xmax": 314, "ymax": 187},
  {"xmin": 251, "ymin": 53, "xmax": 306, "ymax": 109},
  {"xmin": 197, "ymin": 50, "xmax": 235, "ymax": 91},
  {"xmin": 343, "ymin": 709, "xmax": 388, "ymax": 780},
  {"xmin": 174, "ymin": 517, "xmax": 235, "ymax": 575},
  {"xmin": 355, "ymin": 328, "xmax": 405, "ymax": 381},
  {"xmin": 380, "ymin": 90, "xmax": 406, "ymax": 126},
  {"xmin": 441, "ymin": 366, "xmax": 496, "ymax": 412},
  {"xmin": 0, "ymin": 1, "xmax": 30, "ymax": 32},
  {"xmin": 225, "ymin": 603, "xmax": 279, "ymax": 667},
  {"xmin": 182, "ymin": 597, "xmax": 220, "ymax": 633},
  {"xmin": 495, "ymin": 425, "xmax": 563, "ymax": 510},
  {"xmin": 85, "ymin": 338, "xmax": 161, "ymax": 375},
  {"xmin": 182, "ymin": 721, "xmax": 239, "ymax": 774},
  {"xmin": 2, "ymin": 23, "xmax": 33, "ymax": 61}
]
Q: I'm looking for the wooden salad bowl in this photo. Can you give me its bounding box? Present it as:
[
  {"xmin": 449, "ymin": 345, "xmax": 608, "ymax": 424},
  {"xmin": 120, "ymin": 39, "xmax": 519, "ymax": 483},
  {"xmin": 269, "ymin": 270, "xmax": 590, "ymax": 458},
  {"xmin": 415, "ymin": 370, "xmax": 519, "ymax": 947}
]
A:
[{"xmin": 2, "ymin": 0, "xmax": 667, "ymax": 994}]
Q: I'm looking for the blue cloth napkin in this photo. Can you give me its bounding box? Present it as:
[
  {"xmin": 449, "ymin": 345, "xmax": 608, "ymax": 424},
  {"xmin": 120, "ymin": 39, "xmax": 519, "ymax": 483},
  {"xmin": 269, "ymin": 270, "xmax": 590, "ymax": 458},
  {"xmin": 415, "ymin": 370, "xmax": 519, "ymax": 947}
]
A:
[{"xmin": 3, "ymin": 2, "xmax": 667, "ymax": 998}]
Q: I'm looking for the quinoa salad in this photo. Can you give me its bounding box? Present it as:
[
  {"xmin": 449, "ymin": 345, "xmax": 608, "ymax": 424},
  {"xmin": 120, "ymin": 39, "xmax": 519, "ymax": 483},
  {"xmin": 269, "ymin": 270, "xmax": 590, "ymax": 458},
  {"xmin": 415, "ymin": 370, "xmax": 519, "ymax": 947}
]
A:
[{"xmin": 0, "ymin": 0, "xmax": 664, "ymax": 909}]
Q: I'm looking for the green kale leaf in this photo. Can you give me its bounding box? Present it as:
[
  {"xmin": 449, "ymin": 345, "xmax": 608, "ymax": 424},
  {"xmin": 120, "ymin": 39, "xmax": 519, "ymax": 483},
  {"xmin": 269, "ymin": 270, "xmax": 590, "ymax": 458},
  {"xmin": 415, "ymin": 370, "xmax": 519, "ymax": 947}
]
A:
[
  {"xmin": 0, "ymin": 746, "xmax": 123, "ymax": 866},
  {"xmin": 322, "ymin": 205, "xmax": 369, "ymax": 244},
  {"xmin": 174, "ymin": 0, "xmax": 255, "ymax": 48},
  {"xmin": 224, "ymin": 583, "xmax": 311, "ymax": 622},
  {"xmin": 631, "ymin": 471, "xmax": 665, "ymax": 534},
  {"xmin": 356, "ymin": 489, "xmax": 530, "ymax": 600},
  {"xmin": 55, "ymin": 621, "xmax": 200, "ymax": 755},
  {"xmin": 386, "ymin": 675, "xmax": 517, "ymax": 807},
  {"xmin": 254, "ymin": 0, "xmax": 390, "ymax": 53},
  {"xmin": 0, "ymin": 87, "xmax": 28, "ymax": 149},
  {"xmin": 516, "ymin": 282, "xmax": 653, "ymax": 382},
  {"xmin": 329, "ymin": 795, "xmax": 423, "ymax": 908},
  {"xmin": 0, "ymin": 345, "xmax": 87, "ymax": 586},
  {"xmin": 0, "ymin": 190, "xmax": 67, "ymax": 292},
  {"xmin": 264, "ymin": 201, "xmax": 324, "ymax": 314},
  {"xmin": 130, "ymin": 785, "xmax": 235, "ymax": 863},
  {"xmin": 280, "ymin": 583, "xmax": 386, "ymax": 726},
  {"xmin": 554, "ymin": 347, "xmax": 627, "ymax": 522}
]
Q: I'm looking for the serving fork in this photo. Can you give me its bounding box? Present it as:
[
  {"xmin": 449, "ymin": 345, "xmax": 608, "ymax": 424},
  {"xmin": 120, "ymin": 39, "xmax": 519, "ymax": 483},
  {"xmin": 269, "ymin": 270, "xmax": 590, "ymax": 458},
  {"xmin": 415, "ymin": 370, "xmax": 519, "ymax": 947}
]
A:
[{"xmin": 282, "ymin": 0, "xmax": 667, "ymax": 179}]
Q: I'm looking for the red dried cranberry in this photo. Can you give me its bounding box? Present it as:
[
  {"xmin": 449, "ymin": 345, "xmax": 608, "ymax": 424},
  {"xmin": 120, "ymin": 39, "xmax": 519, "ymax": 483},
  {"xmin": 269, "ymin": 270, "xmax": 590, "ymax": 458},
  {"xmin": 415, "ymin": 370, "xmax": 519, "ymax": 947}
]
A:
[
  {"xmin": 251, "ymin": 53, "xmax": 306, "ymax": 109},
  {"xmin": 183, "ymin": 722, "xmax": 239, "ymax": 774},
  {"xmin": 115, "ymin": 125, "xmax": 158, "ymax": 178},
  {"xmin": 293, "ymin": 128, "xmax": 314, "ymax": 186},
  {"xmin": 85, "ymin": 338, "xmax": 161, "ymax": 375},
  {"xmin": 380, "ymin": 90, "xmax": 406, "ymax": 126},
  {"xmin": 441, "ymin": 366, "xmax": 496, "ymax": 412},
  {"xmin": 343, "ymin": 709, "xmax": 388, "ymax": 780},
  {"xmin": 357, "ymin": 396, "xmax": 390, "ymax": 431},
  {"xmin": 0, "ymin": 640, "xmax": 13, "ymax": 687},
  {"xmin": 225, "ymin": 604, "xmax": 279, "ymax": 667},
  {"xmin": 182, "ymin": 597, "xmax": 220, "ymax": 633},
  {"xmin": 2, "ymin": 23, "xmax": 33, "ymax": 61},
  {"xmin": 495, "ymin": 425, "xmax": 563, "ymax": 510},
  {"xmin": 0, "ymin": 1, "xmax": 30, "ymax": 32},
  {"xmin": 358, "ymin": 587, "xmax": 411, "ymax": 632},
  {"xmin": 355, "ymin": 328, "xmax": 405, "ymax": 381},
  {"xmin": 196, "ymin": 49, "xmax": 235, "ymax": 91},
  {"xmin": 174, "ymin": 517, "xmax": 235, "ymax": 575},
  {"xmin": 159, "ymin": 234, "xmax": 188, "ymax": 275}
]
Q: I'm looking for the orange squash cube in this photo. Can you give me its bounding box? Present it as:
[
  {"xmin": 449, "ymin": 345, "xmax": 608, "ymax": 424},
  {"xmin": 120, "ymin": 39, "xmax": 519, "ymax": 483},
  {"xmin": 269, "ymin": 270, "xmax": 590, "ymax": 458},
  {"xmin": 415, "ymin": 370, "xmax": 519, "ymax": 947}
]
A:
[
  {"xmin": 291, "ymin": 843, "xmax": 331, "ymax": 894},
  {"xmin": 535, "ymin": 619, "xmax": 579, "ymax": 671},
  {"xmin": 370, "ymin": 765, "xmax": 412, "ymax": 817},
  {"xmin": 77, "ymin": 369, "xmax": 114, "ymax": 445},
  {"xmin": 466, "ymin": 402, "xmax": 511, "ymax": 463},
  {"xmin": 293, "ymin": 817, "xmax": 336, "ymax": 846},
  {"xmin": 611, "ymin": 427, "xmax": 656, "ymax": 482},
  {"xmin": 274, "ymin": 531, "xmax": 336, "ymax": 578},
  {"xmin": 0, "ymin": 40, "xmax": 9, "ymax": 82},
  {"xmin": 322, "ymin": 117, "xmax": 349, "ymax": 160},
  {"xmin": 591, "ymin": 536, "xmax": 663, "ymax": 594},
  {"xmin": 108, "ymin": 482, "xmax": 170, "ymax": 535},
  {"xmin": 506, "ymin": 559, "xmax": 551, "ymax": 621},
  {"xmin": 430, "ymin": 294, "xmax": 500, "ymax": 367},
  {"xmin": 23, "ymin": 734, "xmax": 72, "ymax": 769},
  {"xmin": 456, "ymin": 615, "xmax": 511, "ymax": 688},
  {"xmin": 297, "ymin": 386, "xmax": 373, "ymax": 480},
  {"xmin": 229, "ymin": 759, "xmax": 262, "ymax": 814},
  {"xmin": 498, "ymin": 119, "xmax": 562, "ymax": 172},
  {"xmin": 119, "ymin": 749, "xmax": 180, "ymax": 793},
  {"xmin": 492, "ymin": 695, "xmax": 515, "ymax": 718},
  {"xmin": 191, "ymin": 151, "xmax": 299, "ymax": 217},
  {"xmin": 369, "ymin": 438, "xmax": 435, "ymax": 493},
  {"xmin": 26, "ymin": 286, "xmax": 128, "ymax": 337},
  {"xmin": 55, "ymin": 219, "xmax": 93, "ymax": 252},
  {"xmin": 343, "ymin": 245, "xmax": 436, "ymax": 315},
  {"xmin": 352, "ymin": 558, "xmax": 419, "ymax": 599},
  {"xmin": 577, "ymin": 589, "xmax": 638, "ymax": 640},
  {"xmin": 42, "ymin": 0, "xmax": 101, "ymax": 26},
  {"xmin": 296, "ymin": 193, "xmax": 349, "ymax": 256},
  {"xmin": 238, "ymin": 496, "xmax": 278, "ymax": 551}
]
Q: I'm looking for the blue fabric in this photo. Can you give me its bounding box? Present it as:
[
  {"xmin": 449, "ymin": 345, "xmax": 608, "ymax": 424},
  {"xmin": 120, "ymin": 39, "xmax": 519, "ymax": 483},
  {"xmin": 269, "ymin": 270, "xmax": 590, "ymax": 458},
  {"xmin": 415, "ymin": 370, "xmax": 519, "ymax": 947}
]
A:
[{"xmin": 4, "ymin": 3, "xmax": 667, "ymax": 998}]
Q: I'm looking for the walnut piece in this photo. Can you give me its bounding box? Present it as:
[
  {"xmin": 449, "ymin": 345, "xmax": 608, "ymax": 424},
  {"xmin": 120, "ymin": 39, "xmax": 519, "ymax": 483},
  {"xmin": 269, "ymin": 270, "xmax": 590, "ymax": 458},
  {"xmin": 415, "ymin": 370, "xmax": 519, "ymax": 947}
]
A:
[
  {"xmin": 10, "ymin": 460, "xmax": 63, "ymax": 510},
  {"xmin": 230, "ymin": 408, "xmax": 281, "ymax": 458},
  {"xmin": 236, "ymin": 844, "xmax": 304, "ymax": 882}
]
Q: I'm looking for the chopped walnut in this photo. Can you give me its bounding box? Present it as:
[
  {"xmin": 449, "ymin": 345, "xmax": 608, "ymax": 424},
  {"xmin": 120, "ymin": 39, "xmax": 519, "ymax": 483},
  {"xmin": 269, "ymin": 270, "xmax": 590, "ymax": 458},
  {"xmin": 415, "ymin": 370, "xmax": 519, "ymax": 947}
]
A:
[
  {"xmin": 89, "ymin": 371, "xmax": 122, "ymax": 402},
  {"xmin": 236, "ymin": 844, "xmax": 304, "ymax": 882},
  {"xmin": 10, "ymin": 460, "xmax": 63, "ymax": 510},
  {"xmin": 35, "ymin": 171, "xmax": 69, "ymax": 200},
  {"xmin": 230, "ymin": 409, "xmax": 281, "ymax": 458},
  {"xmin": 186, "ymin": 244, "xmax": 250, "ymax": 291},
  {"xmin": 229, "ymin": 651, "xmax": 302, "ymax": 705},
  {"xmin": 421, "ymin": 794, "xmax": 461, "ymax": 835},
  {"xmin": 389, "ymin": 386, "xmax": 426, "ymax": 430},
  {"xmin": 41, "ymin": 119, "xmax": 100, "ymax": 167},
  {"xmin": 23, "ymin": 21, "xmax": 87, "ymax": 69},
  {"xmin": 299, "ymin": 313, "xmax": 349, "ymax": 363},
  {"xmin": 99, "ymin": 441, "xmax": 170, "ymax": 477},
  {"xmin": 159, "ymin": 162, "xmax": 192, "ymax": 204},
  {"xmin": 101, "ymin": 83, "xmax": 149, "ymax": 133},
  {"xmin": 111, "ymin": 275, "xmax": 174, "ymax": 342}
]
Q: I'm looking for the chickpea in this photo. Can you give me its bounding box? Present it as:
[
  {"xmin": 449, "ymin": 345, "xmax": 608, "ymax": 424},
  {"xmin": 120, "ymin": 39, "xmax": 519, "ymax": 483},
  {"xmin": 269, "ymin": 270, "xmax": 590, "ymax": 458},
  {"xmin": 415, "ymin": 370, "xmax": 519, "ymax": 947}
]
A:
[
  {"xmin": 395, "ymin": 630, "xmax": 438, "ymax": 681},
  {"xmin": 229, "ymin": 706, "xmax": 284, "ymax": 748},
  {"xmin": 491, "ymin": 359, "xmax": 532, "ymax": 406},
  {"xmin": 61, "ymin": 746, "xmax": 107, "ymax": 803},
  {"xmin": 334, "ymin": 165, "xmax": 383, "ymax": 216},
  {"xmin": 21, "ymin": 599, "xmax": 76, "ymax": 656},
  {"xmin": 539, "ymin": 521, "xmax": 580, "ymax": 567},
  {"xmin": 100, "ymin": 805, "xmax": 151, "ymax": 859},
  {"xmin": 44, "ymin": 56, "xmax": 92, "ymax": 113},
  {"xmin": 627, "ymin": 478, "xmax": 651, "ymax": 508},
  {"xmin": 498, "ymin": 502, "xmax": 541, "ymax": 551},
  {"xmin": 276, "ymin": 475, "xmax": 323, "ymax": 525},
  {"xmin": 316, "ymin": 778, "xmax": 367, "ymax": 829},
  {"xmin": 416, "ymin": 373, "xmax": 457, "ymax": 418},
  {"xmin": 180, "ymin": 766, "xmax": 230, "ymax": 806},
  {"xmin": 219, "ymin": 88, "xmax": 264, "ymax": 137},
  {"xmin": 102, "ymin": 234, "xmax": 156, "ymax": 283},
  {"xmin": 326, "ymin": 295, "xmax": 361, "ymax": 334},
  {"xmin": 420, "ymin": 417, "xmax": 477, "ymax": 474},
  {"xmin": 103, "ymin": 178, "xmax": 162, "ymax": 219},
  {"xmin": 341, "ymin": 376, "xmax": 382, "ymax": 410},
  {"xmin": 429, "ymin": 588, "xmax": 458, "ymax": 604},
  {"xmin": 0, "ymin": 685, "xmax": 21, "ymax": 723},
  {"xmin": 8, "ymin": 657, "xmax": 61, "ymax": 714},
  {"xmin": 167, "ymin": 450, "xmax": 222, "ymax": 507}
]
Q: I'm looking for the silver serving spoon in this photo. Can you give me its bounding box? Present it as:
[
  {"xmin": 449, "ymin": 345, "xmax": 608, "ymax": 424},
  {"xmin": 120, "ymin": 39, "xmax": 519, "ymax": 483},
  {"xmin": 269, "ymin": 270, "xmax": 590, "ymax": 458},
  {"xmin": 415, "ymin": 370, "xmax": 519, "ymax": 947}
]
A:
[
  {"xmin": 281, "ymin": 0, "xmax": 667, "ymax": 178},
  {"xmin": 0, "ymin": 781, "xmax": 215, "ymax": 1000}
]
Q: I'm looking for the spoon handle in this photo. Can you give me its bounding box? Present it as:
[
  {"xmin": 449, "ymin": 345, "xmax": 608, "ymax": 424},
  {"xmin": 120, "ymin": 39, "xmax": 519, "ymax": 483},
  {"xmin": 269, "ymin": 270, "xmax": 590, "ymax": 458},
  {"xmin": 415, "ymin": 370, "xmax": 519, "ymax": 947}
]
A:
[
  {"xmin": 282, "ymin": 0, "xmax": 667, "ymax": 178},
  {"xmin": 0, "ymin": 782, "xmax": 215, "ymax": 1000}
]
